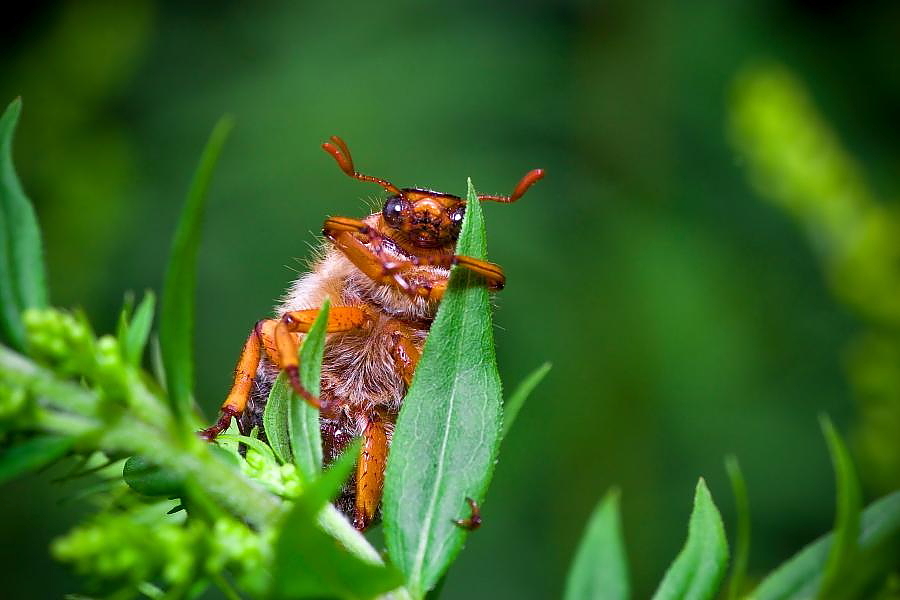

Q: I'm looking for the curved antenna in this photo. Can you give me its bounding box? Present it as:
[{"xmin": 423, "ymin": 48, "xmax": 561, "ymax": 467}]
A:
[
  {"xmin": 478, "ymin": 169, "xmax": 545, "ymax": 203},
  {"xmin": 321, "ymin": 136, "xmax": 401, "ymax": 195}
]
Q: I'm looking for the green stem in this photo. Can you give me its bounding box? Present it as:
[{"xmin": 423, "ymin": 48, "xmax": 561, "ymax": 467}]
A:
[
  {"xmin": 102, "ymin": 419, "xmax": 282, "ymax": 528},
  {"xmin": 1, "ymin": 344, "xmax": 282, "ymax": 528},
  {"xmin": 32, "ymin": 407, "xmax": 100, "ymax": 435},
  {"xmin": 0, "ymin": 345, "xmax": 97, "ymax": 415},
  {"xmin": 1, "ymin": 344, "xmax": 395, "ymax": 570}
]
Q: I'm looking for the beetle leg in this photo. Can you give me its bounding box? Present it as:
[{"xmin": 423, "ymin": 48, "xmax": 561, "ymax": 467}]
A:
[
  {"xmin": 386, "ymin": 320, "xmax": 421, "ymax": 386},
  {"xmin": 344, "ymin": 321, "xmax": 420, "ymax": 530},
  {"xmin": 354, "ymin": 414, "xmax": 389, "ymax": 531},
  {"xmin": 411, "ymin": 254, "xmax": 506, "ymax": 291},
  {"xmin": 200, "ymin": 319, "xmax": 277, "ymax": 440},
  {"xmin": 344, "ymin": 322, "xmax": 421, "ymax": 531},
  {"xmin": 275, "ymin": 306, "xmax": 371, "ymax": 408},
  {"xmin": 200, "ymin": 306, "xmax": 370, "ymax": 440},
  {"xmin": 323, "ymin": 217, "xmax": 413, "ymax": 286},
  {"xmin": 323, "ymin": 217, "xmax": 506, "ymax": 298}
]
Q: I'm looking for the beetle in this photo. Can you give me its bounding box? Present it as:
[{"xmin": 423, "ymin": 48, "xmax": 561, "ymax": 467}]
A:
[{"xmin": 201, "ymin": 136, "xmax": 543, "ymax": 530}]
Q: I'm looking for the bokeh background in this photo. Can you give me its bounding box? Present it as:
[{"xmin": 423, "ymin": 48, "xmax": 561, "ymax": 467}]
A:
[{"xmin": 2, "ymin": 0, "xmax": 900, "ymax": 597}]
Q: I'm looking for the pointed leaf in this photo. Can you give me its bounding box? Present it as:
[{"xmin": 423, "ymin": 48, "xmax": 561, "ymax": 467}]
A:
[
  {"xmin": 217, "ymin": 433, "xmax": 279, "ymax": 467},
  {"xmin": 724, "ymin": 456, "xmax": 751, "ymax": 600},
  {"xmin": 263, "ymin": 373, "xmax": 293, "ymax": 464},
  {"xmin": 0, "ymin": 98, "xmax": 48, "ymax": 352},
  {"xmin": 817, "ymin": 416, "xmax": 861, "ymax": 598},
  {"xmin": 752, "ymin": 490, "xmax": 900, "ymax": 599},
  {"xmin": 159, "ymin": 116, "xmax": 232, "ymax": 420},
  {"xmin": 502, "ymin": 361, "xmax": 551, "ymax": 439},
  {"xmin": 290, "ymin": 299, "xmax": 328, "ymax": 479},
  {"xmin": 383, "ymin": 178, "xmax": 504, "ymax": 597},
  {"xmin": 150, "ymin": 335, "xmax": 166, "ymax": 390},
  {"xmin": 123, "ymin": 291, "xmax": 155, "ymax": 366},
  {"xmin": 116, "ymin": 292, "xmax": 136, "ymax": 349},
  {"xmin": 271, "ymin": 439, "xmax": 404, "ymax": 599},
  {"xmin": 651, "ymin": 478, "xmax": 729, "ymax": 600},
  {"xmin": 0, "ymin": 435, "xmax": 72, "ymax": 485},
  {"xmin": 564, "ymin": 489, "xmax": 630, "ymax": 600}
]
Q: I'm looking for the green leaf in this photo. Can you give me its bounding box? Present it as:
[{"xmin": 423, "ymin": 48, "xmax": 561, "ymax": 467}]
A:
[
  {"xmin": 263, "ymin": 373, "xmax": 293, "ymax": 464},
  {"xmin": 290, "ymin": 298, "xmax": 328, "ymax": 479},
  {"xmin": 0, "ymin": 434, "xmax": 72, "ymax": 485},
  {"xmin": 383, "ymin": 178, "xmax": 504, "ymax": 597},
  {"xmin": 159, "ymin": 116, "xmax": 232, "ymax": 421},
  {"xmin": 651, "ymin": 478, "xmax": 729, "ymax": 600},
  {"xmin": 271, "ymin": 438, "xmax": 404, "ymax": 599},
  {"xmin": 217, "ymin": 433, "xmax": 279, "ymax": 467},
  {"xmin": 817, "ymin": 416, "xmax": 861, "ymax": 599},
  {"xmin": 116, "ymin": 292, "xmax": 136, "ymax": 348},
  {"xmin": 0, "ymin": 98, "xmax": 48, "ymax": 352},
  {"xmin": 724, "ymin": 456, "xmax": 751, "ymax": 600},
  {"xmin": 752, "ymin": 490, "xmax": 900, "ymax": 600},
  {"xmin": 502, "ymin": 361, "xmax": 551, "ymax": 439},
  {"xmin": 150, "ymin": 334, "xmax": 166, "ymax": 390},
  {"xmin": 122, "ymin": 455, "xmax": 185, "ymax": 497},
  {"xmin": 564, "ymin": 489, "xmax": 630, "ymax": 600},
  {"xmin": 123, "ymin": 291, "xmax": 156, "ymax": 367}
]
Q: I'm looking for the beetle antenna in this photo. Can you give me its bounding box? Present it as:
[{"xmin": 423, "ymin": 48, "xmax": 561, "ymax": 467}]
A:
[
  {"xmin": 322, "ymin": 136, "xmax": 401, "ymax": 195},
  {"xmin": 477, "ymin": 169, "xmax": 545, "ymax": 203}
]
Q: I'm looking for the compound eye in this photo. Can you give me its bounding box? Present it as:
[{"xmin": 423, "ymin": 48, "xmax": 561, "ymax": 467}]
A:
[
  {"xmin": 450, "ymin": 206, "xmax": 465, "ymax": 226},
  {"xmin": 382, "ymin": 196, "xmax": 409, "ymax": 227}
]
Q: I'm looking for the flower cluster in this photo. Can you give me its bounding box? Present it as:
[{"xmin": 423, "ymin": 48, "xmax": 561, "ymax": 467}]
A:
[
  {"xmin": 52, "ymin": 509, "xmax": 203, "ymax": 588},
  {"xmin": 52, "ymin": 504, "xmax": 275, "ymax": 595},
  {"xmin": 240, "ymin": 444, "xmax": 302, "ymax": 499},
  {"xmin": 23, "ymin": 307, "xmax": 133, "ymax": 408}
]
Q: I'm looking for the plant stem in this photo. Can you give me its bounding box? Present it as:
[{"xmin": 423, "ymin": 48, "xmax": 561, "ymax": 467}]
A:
[{"xmin": 0, "ymin": 344, "xmax": 282, "ymax": 528}]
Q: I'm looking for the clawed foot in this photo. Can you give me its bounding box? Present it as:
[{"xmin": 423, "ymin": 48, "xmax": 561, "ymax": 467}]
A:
[{"xmin": 198, "ymin": 406, "xmax": 238, "ymax": 441}]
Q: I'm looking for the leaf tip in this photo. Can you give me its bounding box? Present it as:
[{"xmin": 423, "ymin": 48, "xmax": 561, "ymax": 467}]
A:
[
  {"xmin": 818, "ymin": 412, "xmax": 835, "ymax": 436},
  {"xmin": 207, "ymin": 114, "xmax": 235, "ymax": 148},
  {"xmin": 724, "ymin": 454, "xmax": 739, "ymax": 475},
  {"xmin": 695, "ymin": 476, "xmax": 711, "ymax": 497},
  {"xmin": 602, "ymin": 486, "xmax": 622, "ymax": 508},
  {"xmin": 4, "ymin": 97, "xmax": 22, "ymax": 118},
  {"xmin": 216, "ymin": 112, "xmax": 236, "ymax": 130}
]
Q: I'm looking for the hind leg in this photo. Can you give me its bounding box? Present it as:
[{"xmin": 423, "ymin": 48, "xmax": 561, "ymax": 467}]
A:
[
  {"xmin": 354, "ymin": 415, "xmax": 389, "ymax": 531},
  {"xmin": 351, "ymin": 323, "xmax": 421, "ymax": 530},
  {"xmin": 200, "ymin": 306, "xmax": 370, "ymax": 439}
]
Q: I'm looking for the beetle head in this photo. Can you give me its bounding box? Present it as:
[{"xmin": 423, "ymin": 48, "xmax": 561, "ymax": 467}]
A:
[
  {"xmin": 381, "ymin": 188, "xmax": 465, "ymax": 248},
  {"xmin": 322, "ymin": 136, "xmax": 544, "ymax": 248}
]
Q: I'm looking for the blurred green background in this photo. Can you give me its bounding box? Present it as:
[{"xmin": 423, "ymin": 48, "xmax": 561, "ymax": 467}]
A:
[{"xmin": 2, "ymin": 0, "xmax": 899, "ymax": 597}]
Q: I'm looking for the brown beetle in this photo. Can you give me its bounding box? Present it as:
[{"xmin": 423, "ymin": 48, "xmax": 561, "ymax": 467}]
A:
[{"xmin": 202, "ymin": 136, "xmax": 543, "ymax": 530}]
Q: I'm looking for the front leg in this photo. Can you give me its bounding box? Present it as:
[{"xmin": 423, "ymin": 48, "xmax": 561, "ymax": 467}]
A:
[
  {"xmin": 323, "ymin": 217, "xmax": 422, "ymax": 294},
  {"xmin": 411, "ymin": 254, "xmax": 506, "ymax": 291},
  {"xmin": 323, "ymin": 217, "xmax": 507, "ymax": 300}
]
